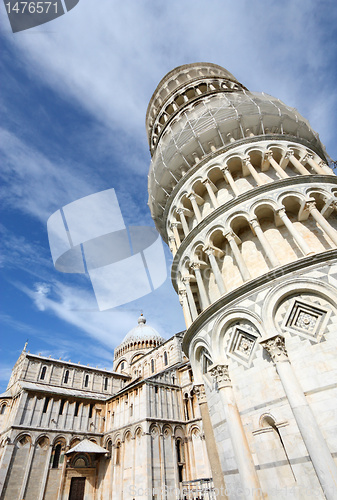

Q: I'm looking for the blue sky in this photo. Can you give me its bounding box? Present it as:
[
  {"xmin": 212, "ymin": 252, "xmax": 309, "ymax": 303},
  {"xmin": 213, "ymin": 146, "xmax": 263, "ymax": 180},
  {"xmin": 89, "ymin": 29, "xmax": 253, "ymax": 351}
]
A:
[{"xmin": 0, "ymin": 0, "xmax": 336, "ymax": 391}]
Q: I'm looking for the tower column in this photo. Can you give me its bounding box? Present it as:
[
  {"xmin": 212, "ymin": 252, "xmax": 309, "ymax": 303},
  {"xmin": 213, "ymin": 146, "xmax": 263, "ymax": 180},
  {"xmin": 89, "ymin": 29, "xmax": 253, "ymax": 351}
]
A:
[
  {"xmin": 38, "ymin": 444, "xmax": 53, "ymax": 500},
  {"xmin": 265, "ymin": 151, "xmax": 288, "ymax": 179},
  {"xmin": 303, "ymin": 154, "xmax": 327, "ymax": 175},
  {"xmin": 171, "ymin": 223, "xmax": 181, "ymax": 248},
  {"xmin": 287, "ymin": 151, "xmax": 311, "ymax": 175},
  {"xmin": 191, "ymin": 262, "xmax": 210, "ymax": 310},
  {"xmin": 193, "ymin": 384, "xmax": 228, "ymax": 500},
  {"xmin": 305, "ymin": 201, "xmax": 337, "ymax": 246},
  {"xmin": 249, "ymin": 218, "xmax": 280, "ymax": 268},
  {"xmin": 224, "ymin": 231, "xmax": 251, "ymax": 281},
  {"xmin": 179, "ymin": 288, "xmax": 192, "ymax": 327},
  {"xmin": 177, "ymin": 209, "xmax": 189, "ymax": 236},
  {"xmin": 242, "ymin": 156, "xmax": 264, "ymax": 186},
  {"xmin": 204, "ymin": 247, "xmax": 226, "ymax": 295},
  {"xmin": 183, "ymin": 276, "xmax": 198, "ymax": 320},
  {"xmin": 188, "ymin": 194, "xmax": 202, "ymax": 222},
  {"xmin": 221, "ymin": 166, "xmax": 241, "ymax": 196},
  {"xmin": 209, "ymin": 365, "xmax": 263, "ymax": 500},
  {"xmin": 260, "ymin": 334, "xmax": 337, "ymax": 500},
  {"xmin": 277, "ymin": 208, "xmax": 312, "ymax": 255},
  {"xmin": 203, "ymin": 179, "xmax": 219, "ymax": 208}
]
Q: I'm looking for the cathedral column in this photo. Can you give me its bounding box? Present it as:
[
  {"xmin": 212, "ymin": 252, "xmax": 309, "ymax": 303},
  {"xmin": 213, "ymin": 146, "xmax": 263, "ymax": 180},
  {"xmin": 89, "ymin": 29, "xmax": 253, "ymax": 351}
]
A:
[
  {"xmin": 38, "ymin": 444, "xmax": 53, "ymax": 500},
  {"xmin": 204, "ymin": 247, "xmax": 226, "ymax": 295},
  {"xmin": 224, "ymin": 231, "xmax": 251, "ymax": 281},
  {"xmin": 249, "ymin": 218, "xmax": 280, "ymax": 268},
  {"xmin": 18, "ymin": 439, "xmax": 35, "ymax": 500},
  {"xmin": 0, "ymin": 440, "xmax": 15, "ymax": 498},
  {"xmin": 260, "ymin": 335, "xmax": 337, "ymax": 500},
  {"xmin": 183, "ymin": 276, "xmax": 198, "ymax": 320},
  {"xmin": 56, "ymin": 445, "xmax": 69, "ymax": 500},
  {"xmin": 276, "ymin": 208, "xmax": 312, "ymax": 255},
  {"xmin": 190, "ymin": 262, "xmax": 210, "ymax": 310},
  {"xmin": 171, "ymin": 223, "xmax": 181, "ymax": 248},
  {"xmin": 188, "ymin": 194, "xmax": 202, "ymax": 222},
  {"xmin": 203, "ymin": 179, "xmax": 219, "ymax": 208},
  {"xmin": 13, "ymin": 391, "xmax": 28, "ymax": 425},
  {"xmin": 179, "ymin": 289, "xmax": 192, "ymax": 327},
  {"xmin": 242, "ymin": 156, "xmax": 264, "ymax": 186},
  {"xmin": 303, "ymin": 154, "xmax": 327, "ymax": 175},
  {"xmin": 209, "ymin": 365, "xmax": 263, "ymax": 500},
  {"xmin": 193, "ymin": 385, "xmax": 228, "ymax": 500},
  {"xmin": 177, "ymin": 209, "xmax": 189, "ymax": 237},
  {"xmin": 265, "ymin": 151, "xmax": 288, "ymax": 179},
  {"xmin": 221, "ymin": 166, "xmax": 241, "ymax": 196},
  {"xmin": 305, "ymin": 201, "xmax": 337, "ymax": 246},
  {"xmin": 287, "ymin": 151, "xmax": 311, "ymax": 175}
]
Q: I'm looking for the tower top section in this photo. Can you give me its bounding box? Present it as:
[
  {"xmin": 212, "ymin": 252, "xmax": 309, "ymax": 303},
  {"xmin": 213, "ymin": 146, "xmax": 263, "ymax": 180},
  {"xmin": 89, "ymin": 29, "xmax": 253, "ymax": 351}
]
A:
[{"xmin": 146, "ymin": 62, "xmax": 247, "ymax": 152}]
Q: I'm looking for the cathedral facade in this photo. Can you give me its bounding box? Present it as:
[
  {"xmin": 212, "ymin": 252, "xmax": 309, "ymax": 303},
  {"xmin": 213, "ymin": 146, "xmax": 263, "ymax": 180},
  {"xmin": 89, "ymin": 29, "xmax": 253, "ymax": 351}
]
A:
[{"xmin": 1, "ymin": 63, "xmax": 337, "ymax": 499}]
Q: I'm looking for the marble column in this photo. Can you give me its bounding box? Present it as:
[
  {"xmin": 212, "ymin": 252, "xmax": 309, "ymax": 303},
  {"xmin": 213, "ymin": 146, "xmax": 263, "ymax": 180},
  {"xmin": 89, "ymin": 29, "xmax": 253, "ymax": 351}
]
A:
[
  {"xmin": 249, "ymin": 218, "xmax": 280, "ymax": 268},
  {"xmin": 203, "ymin": 179, "xmax": 219, "ymax": 208},
  {"xmin": 277, "ymin": 208, "xmax": 312, "ymax": 255},
  {"xmin": 204, "ymin": 247, "xmax": 226, "ymax": 295},
  {"xmin": 221, "ymin": 166, "xmax": 241, "ymax": 196},
  {"xmin": 305, "ymin": 201, "xmax": 337, "ymax": 246},
  {"xmin": 303, "ymin": 154, "xmax": 327, "ymax": 175},
  {"xmin": 209, "ymin": 365, "xmax": 263, "ymax": 500},
  {"xmin": 189, "ymin": 194, "xmax": 202, "ymax": 222},
  {"xmin": 242, "ymin": 156, "xmax": 264, "ymax": 186},
  {"xmin": 191, "ymin": 262, "xmax": 210, "ymax": 310},
  {"xmin": 18, "ymin": 440, "xmax": 35, "ymax": 500},
  {"xmin": 193, "ymin": 384, "xmax": 228, "ymax": 499},
  {"xmin": 177, "ymin": 209, "xmax": 189, "ymax": 237},
  {"xmin": 0, "ymin": 440, "xmax": 15, "ymax": 498},
  {"xmin": 287, "ymin": 151, "xmax": 311, "ymax": 175},
  {"xmin": 179, "ymin": 289, "xmax": 192, "ymax": 327},
  {"xmin": 260, "ymin": 334, "xmax": 337, "ymax": 500},
  {"xmin": 224, "ymin": 231, "xmax": 251, "ymax": 281},
  {"xmin": 169, "ymin": 236, "xmax": 177, "ymax": 256},
  {"xmin": 172, "ymin": 223, "xmax": 181, "ymax": 248},
  {"xmin": 183, "ymin": 276, "xmax": 198, "ymax": 320},
  {"xmin": 265, "ymin": 151, "xmax": 288, "ymax": 179},
  {"xmin": 38, "ymin": 444, "xmax": 53, "ymax": 500}
]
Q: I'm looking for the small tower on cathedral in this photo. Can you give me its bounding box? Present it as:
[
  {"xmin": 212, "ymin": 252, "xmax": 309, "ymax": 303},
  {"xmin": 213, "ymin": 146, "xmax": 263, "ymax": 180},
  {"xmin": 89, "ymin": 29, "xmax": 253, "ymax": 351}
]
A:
[{"xmin": 147, "ymin": 63, "xmax": 337, "ymax": 499}]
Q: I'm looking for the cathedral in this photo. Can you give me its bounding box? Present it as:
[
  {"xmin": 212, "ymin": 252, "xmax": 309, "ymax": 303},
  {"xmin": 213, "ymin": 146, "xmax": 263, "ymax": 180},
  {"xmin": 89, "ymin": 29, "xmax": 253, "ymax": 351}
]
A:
[{"xmin": 1, "ymin": 63, "xmax": 337, "ymax": 500}]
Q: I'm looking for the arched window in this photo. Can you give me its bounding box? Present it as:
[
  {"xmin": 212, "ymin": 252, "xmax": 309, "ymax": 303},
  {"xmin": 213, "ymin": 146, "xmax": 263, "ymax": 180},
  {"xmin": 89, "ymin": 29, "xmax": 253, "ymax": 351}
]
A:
[
  {"xmin": 52, "ymin": 443, "xmax": 62, "ymax": 468},
  {"xmin": 89, "ymin": 404, "xmax": 94, "ymax": 419},
  {"xmin": 40, "ymin": 366, "xmax": 47, "ymax": 380},
  {"xmin": 151, "ymin": 359, "xmax": 155, "ymax": 373},
  {"xmin": 164, "ymin": 351, "xmax": 168, "ymax": 366},
  {"xmin": 176, "ymin": 438, "xmax": 185, "ymax": 483},
  {"xmin": 104, "ymin": 377, "xmax": 108, "ymax": 390},
  {"xmin": 42, "ymin": 397, "xmax": 50, "ymax": 413},
  {"xmin": 74, "ymin": 402, "xmax": 80, "ymax": 417},
  {"xmin": 84, "ymin": 374, "xmax": 89, "ymax": 387},
  {"xmin": 0, "ymin": 404, "xmax": 7, "ymax": 415},
  {"xmin": 63, "ymin": 370, "xmax": 69, "ymax": 384},
  {"xmin": 201, "ymin": 348, "xmax": 212, "ymax": 374},
  {"xmin": 120, "ymin": 361, "xmax": 125, "ymax": 371}
]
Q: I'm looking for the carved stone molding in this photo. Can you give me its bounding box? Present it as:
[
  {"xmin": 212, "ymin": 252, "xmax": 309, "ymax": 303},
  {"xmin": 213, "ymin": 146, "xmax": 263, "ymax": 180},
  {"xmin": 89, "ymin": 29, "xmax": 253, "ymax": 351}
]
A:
[
  {"xmin": 260, "ymin": 334, "xmax": 288, "ymax": 363},
  {"xmin": 193, "ymin": 384, "xmax": 207, "ymax": 405},
  {"xmin": 209, "ymin": 364, "xmax": 232, "ymax": 389}
]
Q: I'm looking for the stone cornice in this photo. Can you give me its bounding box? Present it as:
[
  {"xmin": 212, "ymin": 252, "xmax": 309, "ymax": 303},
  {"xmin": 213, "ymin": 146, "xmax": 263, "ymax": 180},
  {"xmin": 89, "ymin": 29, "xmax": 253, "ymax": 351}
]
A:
[
  {"xmin": 171, "ymin": 174, "xmax": 337, "ymax": 289},
  {"xmin": 181, "ymin": 249, "xmax": 337, "ymax": 354}
]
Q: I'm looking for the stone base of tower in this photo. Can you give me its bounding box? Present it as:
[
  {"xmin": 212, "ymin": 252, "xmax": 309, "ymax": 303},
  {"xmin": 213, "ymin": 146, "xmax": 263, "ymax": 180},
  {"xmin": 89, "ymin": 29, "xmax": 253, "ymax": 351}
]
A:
[{"xmin": 184, "ymin": 252, "xmax": 337, "ymax": 499}]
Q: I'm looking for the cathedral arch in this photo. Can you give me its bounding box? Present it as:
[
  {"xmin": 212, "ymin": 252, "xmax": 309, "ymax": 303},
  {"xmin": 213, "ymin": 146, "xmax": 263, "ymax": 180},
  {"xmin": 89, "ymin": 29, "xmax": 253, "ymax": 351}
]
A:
[
  {"xmin": 0, "ymin": 403, "xmax": 7, "ymax": 414},
  {"xmin": 15, "ymin": 433, "xmax": 32, "ymax": 446},
  {"xmin": 40, "ymin": 365, "xmax": 47, "ymax": 380},
  {"xmin": 34, "ymin": 434, "xmax": 50, "ymax": 447},
  {"xmin": 52, "ymin": 435, "xmax": 67, "ymax": 446}
]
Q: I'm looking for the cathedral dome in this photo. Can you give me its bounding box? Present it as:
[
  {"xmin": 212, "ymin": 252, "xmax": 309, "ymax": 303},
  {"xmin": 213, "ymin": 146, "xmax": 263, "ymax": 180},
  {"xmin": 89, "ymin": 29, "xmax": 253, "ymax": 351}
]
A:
[{"xmin": 121, "ymin": 314, "xmax": 165, "ymax": 345}]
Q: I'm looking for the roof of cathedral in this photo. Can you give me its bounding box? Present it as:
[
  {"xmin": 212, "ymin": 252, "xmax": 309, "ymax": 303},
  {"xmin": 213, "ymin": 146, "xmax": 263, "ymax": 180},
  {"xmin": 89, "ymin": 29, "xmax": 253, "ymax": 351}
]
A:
[
  {"xmin": 120, "ymin": 314, "xmax": 165, "ymax": 346},
  {"xmin": 66, "ymin": 439, "xmax": 107, "ymax": 455}
]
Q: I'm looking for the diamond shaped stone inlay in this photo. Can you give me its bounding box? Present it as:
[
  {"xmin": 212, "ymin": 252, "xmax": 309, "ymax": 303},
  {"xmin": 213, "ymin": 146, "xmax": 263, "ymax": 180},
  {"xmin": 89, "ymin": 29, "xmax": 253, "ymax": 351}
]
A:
[
  {"xmin": 227, "ymin": 326, "xmax": 258, "ymax": 366},
  {"xmin": 282, "ymin": 298, "xmax": 331, "ymax": 341}
]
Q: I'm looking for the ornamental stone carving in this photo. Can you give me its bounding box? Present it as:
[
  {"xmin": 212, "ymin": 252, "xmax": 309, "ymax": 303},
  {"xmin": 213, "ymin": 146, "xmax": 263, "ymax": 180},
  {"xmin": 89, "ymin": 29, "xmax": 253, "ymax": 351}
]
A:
[
  {"xmin": 260, "ymin": 334, "xmax": 288, "ymax": 363},
  {"xmin": 209, "ymin": 364, "xmax": 232, "ymax": 389},
  {"xmin": 193, "ymin": 384, "xmax": 207, "ymax": 404}
]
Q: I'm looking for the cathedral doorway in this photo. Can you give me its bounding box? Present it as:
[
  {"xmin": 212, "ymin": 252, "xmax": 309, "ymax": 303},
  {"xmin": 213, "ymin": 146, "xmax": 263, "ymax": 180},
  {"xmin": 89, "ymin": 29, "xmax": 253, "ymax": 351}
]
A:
[{"xmin": 68, "ymin": 477, "xmax": 86, "ymax": 500}]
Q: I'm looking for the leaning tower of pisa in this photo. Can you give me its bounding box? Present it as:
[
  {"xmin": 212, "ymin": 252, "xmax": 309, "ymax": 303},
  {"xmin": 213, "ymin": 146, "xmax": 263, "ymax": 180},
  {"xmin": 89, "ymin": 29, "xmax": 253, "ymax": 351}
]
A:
[{"xmin": 147, "ymin": 63, "xmax": 337, "ymax": 499}]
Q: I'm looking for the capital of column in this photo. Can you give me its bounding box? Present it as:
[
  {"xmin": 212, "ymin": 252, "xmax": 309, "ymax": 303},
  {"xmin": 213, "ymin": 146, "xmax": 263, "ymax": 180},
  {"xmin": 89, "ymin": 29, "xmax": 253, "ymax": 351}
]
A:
[
  {"xmin": 303, "ymin": 153, "xmax": 314, "ymax": 161},
  {"xmin": 265, "ymin": 150, "xmax": 273, "ymax": 160},
  {"xmin": 304, "ymin": 200, "xmax": 317, "ymax": 213},
  {"xmin": 203, "ymin": 245, "xmax": 224, "ymax": 258},
  {"xmin": 260, "ymin": 334, "xmax": 288, "ymax": 363},
  {"xmin": 190, "ymin": 260, "xmax": 206, "ymax": 271},
  {"xmin": 209, "ymin": 364, "xmax": 231, "ymax": 389},
  {"xmin": 249, "ymin": 217, "xmax": 260, "ymax": 229},
  {"xmin": 276, "ymin": 207, "xmax": 286, "ymax": 218},
  {"xmin": 178, "ymin": 288, "xmax": 187, "ymax": 305},
  {"xmin": 224, "ymin": 230, "xmax": 235, "ymax": 242},
  {"xmin": 188, "ymin": 193, "xmax": 196, "ymax": 201},
  {"xmin": 329, "ymin": 201, "xmax": 337, "ymax": 212},
  {"xmin": 171, "ymin": 222, "xmax": 180, "ymax": 228},
  {"xmin": 242, "ymin": 155, "xmax": 251, "ymax": 165},
  {"xmin": 193, "ymin": 384, "xmax": 207, "ymax": 404}
]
